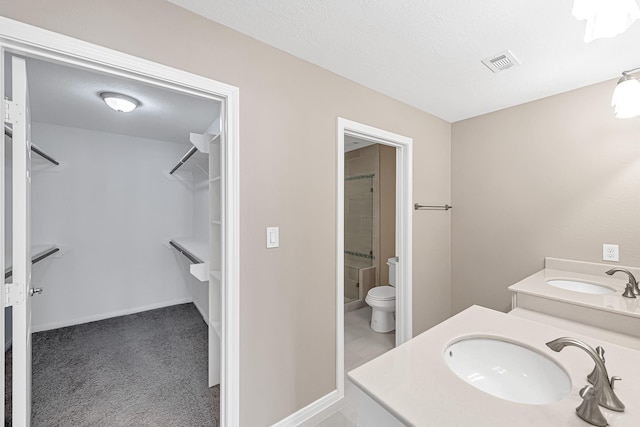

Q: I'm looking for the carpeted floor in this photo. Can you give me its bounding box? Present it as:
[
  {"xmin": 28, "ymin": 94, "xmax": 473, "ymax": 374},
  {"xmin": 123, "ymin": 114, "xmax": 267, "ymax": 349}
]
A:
[{"xmin": 5, "ymin": 303, "xmax": 219, "ymax": 426}]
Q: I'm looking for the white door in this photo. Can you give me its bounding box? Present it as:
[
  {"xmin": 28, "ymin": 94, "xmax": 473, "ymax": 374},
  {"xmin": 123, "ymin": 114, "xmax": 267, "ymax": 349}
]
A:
[
  {"xmin": 0, "ymin": 58, "xmax": 6, "ymax": 427},
  {"xmin": 7, "ymin": 55, "xmax": 33, "ymax": 427}
]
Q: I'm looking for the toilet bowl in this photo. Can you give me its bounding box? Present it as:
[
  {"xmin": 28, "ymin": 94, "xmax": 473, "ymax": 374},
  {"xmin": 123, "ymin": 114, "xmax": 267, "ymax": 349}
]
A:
[
  {"xmin": 365, "ymin": 257, "xmax": 397, "ymax": 333},
  {"xmin": 365, "ymin": 285, "xmax": 395, "ymax": 333}
]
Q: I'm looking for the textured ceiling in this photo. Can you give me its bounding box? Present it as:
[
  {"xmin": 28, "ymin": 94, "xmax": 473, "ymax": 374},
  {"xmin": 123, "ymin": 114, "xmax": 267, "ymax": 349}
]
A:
[
  {"xmin": 5, "ymin": 55, "xmax": 221, "ymax": 144},
  {"xmin": 167, "ymin": 0, "xmax": 640, "ymax": 122}
]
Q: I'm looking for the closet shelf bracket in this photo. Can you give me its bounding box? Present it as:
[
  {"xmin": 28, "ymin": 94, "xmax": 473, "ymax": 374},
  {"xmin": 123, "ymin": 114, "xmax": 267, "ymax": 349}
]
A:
[{"xmin": 189, "ymin": 132, "xmax": 218, "ymax": 154}]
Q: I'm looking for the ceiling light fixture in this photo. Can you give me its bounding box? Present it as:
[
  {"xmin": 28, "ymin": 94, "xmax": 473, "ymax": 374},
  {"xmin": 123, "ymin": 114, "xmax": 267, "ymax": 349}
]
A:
[
  {"xmin": 99, "ymin": 92, "xmax": 140, "ymax": 113},
  {"xmin": 572, "ymin": 0, "xmax": 640, "ymax": 43},
  {"xmin": 611, "ymin": 68, "xmax": 640, "ymax": 118}
]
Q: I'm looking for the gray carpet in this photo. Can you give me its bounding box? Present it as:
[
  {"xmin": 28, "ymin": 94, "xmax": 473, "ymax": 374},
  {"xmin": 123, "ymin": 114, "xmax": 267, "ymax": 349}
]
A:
[{"xmin": 6, "ymin": 303, "xmax": 219, "ymax": 427}]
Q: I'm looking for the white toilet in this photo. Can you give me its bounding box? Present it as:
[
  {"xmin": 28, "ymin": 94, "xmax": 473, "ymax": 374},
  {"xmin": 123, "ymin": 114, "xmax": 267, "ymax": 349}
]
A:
[{"xmin": 365, "ymin": 257, "xmax": 397, "ymax": 333}]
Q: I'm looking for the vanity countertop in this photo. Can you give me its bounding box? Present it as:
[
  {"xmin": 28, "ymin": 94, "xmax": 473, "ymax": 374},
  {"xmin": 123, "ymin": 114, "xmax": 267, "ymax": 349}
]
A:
[
  {"xmin": 509, "ymin": 257, "xmax": 640, "ymax": 319},
  {"xmin": 347, "ymin": 305, "xmax": 640, "ymax": 427}
]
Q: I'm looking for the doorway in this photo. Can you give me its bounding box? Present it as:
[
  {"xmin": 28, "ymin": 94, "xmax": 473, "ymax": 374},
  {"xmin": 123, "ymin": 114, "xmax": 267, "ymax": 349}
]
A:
[
  {"xmin": 343, "ymin": 137, "xmax": 397, "ymax": 376},
  {"xmin": 0, "ymin": 18, "xmax": 240, "ymax": 427},
  {"xmin": 336, "ymin": 117, "xmax": 413, "ymax": 400}
]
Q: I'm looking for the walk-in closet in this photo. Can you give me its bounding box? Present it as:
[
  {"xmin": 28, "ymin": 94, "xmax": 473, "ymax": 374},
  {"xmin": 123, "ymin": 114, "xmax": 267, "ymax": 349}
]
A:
[{"xmin": 3, "ymin": 53, "xmax": 223, "ymax": 426}]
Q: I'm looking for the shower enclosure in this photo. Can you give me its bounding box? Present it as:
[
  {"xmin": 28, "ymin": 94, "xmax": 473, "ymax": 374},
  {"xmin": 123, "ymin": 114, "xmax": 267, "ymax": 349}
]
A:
[{"xmin": 344, "ymin": 173, "xmax": 375, "ymax": 308}]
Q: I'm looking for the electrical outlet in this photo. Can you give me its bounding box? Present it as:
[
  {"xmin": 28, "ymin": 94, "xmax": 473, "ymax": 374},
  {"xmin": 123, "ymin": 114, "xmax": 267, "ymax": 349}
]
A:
[{"xmin": 603, "ymin": 244, "xmax": 619, "ymax": 262}]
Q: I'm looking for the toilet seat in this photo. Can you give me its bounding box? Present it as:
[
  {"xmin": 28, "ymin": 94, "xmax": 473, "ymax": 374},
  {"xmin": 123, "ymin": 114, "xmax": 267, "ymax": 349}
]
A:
[{"xmin": 367, "ymin": 285, "xmax": 395, "ymax": 301}]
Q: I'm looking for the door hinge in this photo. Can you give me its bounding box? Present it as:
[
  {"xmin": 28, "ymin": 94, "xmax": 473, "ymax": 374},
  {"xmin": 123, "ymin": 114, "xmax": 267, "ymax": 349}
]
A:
[
  {"xmin": 5, "ymin": 282, "xmax": 24, "ymax": 307},
  {"xmin": 4, "ymin": 98, "xmax": 19, "ymax": 124}
]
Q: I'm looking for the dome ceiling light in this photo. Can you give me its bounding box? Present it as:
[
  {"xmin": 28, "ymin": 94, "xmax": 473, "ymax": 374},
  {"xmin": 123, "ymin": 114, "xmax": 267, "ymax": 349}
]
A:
[
  {"xmin": 612, "ymin": 68, "xmax": 640, "ymax": 118},
  {"xmin": 99, "ymin": 92, "xmax": 140, "ymax": 113}
]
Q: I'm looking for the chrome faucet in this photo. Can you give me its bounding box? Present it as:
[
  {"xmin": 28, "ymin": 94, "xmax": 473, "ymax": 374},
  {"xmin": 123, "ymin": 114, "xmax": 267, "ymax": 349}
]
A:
[
  {"xmin": 587, "ymin": 346, "xmax": 605, "ymax": 386},
  {"xmin": 546, "ymin": 337, "xmax": 625, "ymax": 413},
  {"xmin": 605, "ymin": 268, "xmax": 639, "ymax": 298}
]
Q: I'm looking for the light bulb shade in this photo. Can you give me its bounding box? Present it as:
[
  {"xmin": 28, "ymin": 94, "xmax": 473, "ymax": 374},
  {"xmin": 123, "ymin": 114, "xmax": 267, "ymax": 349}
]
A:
[
  {"xmin": 611, "ymin": 77, "xmax": 640, "ymax": 118},
  {"xmin": 572, "ymin": 0, "xmax": 640, "ymax": 43},
  {"xmin": 100, "ymin": 92, "xmax": 140, "ymax": 113}
]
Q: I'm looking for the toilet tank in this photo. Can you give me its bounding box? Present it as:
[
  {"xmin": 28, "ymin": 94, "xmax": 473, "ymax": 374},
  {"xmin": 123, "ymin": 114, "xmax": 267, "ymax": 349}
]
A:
[{"xmin": 387, "ymin": 257, "xmax": 398, "ymax": 286}]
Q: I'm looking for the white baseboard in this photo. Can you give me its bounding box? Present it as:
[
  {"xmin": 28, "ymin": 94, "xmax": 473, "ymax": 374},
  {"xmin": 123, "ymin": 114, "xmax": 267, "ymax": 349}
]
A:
[
  {"xmin": 271, "ymin": 390, "xmax": 342, "ymax": 427},
  {"xmin": 32, "ymin": 297, "xmax": 193, "ymax": 333}
]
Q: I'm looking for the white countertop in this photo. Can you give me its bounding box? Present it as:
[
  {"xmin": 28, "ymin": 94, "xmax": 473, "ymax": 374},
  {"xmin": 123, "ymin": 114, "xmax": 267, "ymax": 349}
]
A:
[
  {"xmin": 347, "ymin": 305, "xmax": 640, "ymax": 427},
  {"xmin": 509, "ymin": 258, "xmax": 640, "ymax": 320}
]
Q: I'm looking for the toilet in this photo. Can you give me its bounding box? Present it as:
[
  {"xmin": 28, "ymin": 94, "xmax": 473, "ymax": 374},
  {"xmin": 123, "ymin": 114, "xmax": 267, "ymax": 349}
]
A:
[{"xmin": 365, "ymin": 257, "xmax": 397, "ymax": 333}]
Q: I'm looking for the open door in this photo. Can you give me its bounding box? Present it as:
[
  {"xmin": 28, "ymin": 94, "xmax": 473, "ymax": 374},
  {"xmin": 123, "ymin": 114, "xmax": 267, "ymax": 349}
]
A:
[
  {"xmin": 0, "ymin": 51, "xmax": 6, "ymax": 427},
  {"xmin": 5, "ymin": 55, "xmax": 33, "ymax": 427}
]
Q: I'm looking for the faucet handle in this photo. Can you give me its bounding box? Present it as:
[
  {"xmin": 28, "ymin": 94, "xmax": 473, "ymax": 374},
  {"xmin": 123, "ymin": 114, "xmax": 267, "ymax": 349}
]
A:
[
  {"xmin": 610, "ymin": 376, "xmax": 622, "ymax": 389},
  {"xmin": 576, "ymin": 384, "xmax": 608, "ymax": 427}
]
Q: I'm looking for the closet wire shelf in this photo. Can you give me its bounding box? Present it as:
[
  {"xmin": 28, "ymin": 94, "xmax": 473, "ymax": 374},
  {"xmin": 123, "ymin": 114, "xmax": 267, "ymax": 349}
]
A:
[{"xmin": 4, "ymin": 125, "xmax": 60, "ymax": 166}]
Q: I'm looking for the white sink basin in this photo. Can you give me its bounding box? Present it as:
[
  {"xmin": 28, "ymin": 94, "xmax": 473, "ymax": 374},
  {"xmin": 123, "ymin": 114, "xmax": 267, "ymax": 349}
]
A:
[
  {"xmin": 547, "ymin": 279, "xmax": 615, "ymax": 295},
  {"xmin": 444, "ymin": 338, "xmax": 570, "ymax": 404}
]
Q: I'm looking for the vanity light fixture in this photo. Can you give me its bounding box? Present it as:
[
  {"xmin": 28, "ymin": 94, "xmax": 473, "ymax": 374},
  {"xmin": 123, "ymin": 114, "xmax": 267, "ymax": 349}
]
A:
[
  {"xmin": 572, "ymin": 0, "xmax": 640, "ymax": 43},
  {"xmin": 99, "ymin": 92, "xmax": 140, "ymax": 113},
  {"xmin": 611, "ymin": 68, "xmax": 640, "ymax": 118}
]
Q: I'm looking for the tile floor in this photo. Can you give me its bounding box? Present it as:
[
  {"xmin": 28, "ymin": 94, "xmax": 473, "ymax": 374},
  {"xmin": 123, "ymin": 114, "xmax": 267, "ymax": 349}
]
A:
[{"xmin": 314, "ymin": 307, "xmax": 395, "ymax": 426}]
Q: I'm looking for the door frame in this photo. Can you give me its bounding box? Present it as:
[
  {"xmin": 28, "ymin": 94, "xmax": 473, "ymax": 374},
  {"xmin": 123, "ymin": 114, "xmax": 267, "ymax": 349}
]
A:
[
  {"xmin": 0, "ymin": 17, "xmax": 241, "ymax": 426},
  {"xmin": 336, "ymin": 117, "xmax": 413, "ymax": 397}
]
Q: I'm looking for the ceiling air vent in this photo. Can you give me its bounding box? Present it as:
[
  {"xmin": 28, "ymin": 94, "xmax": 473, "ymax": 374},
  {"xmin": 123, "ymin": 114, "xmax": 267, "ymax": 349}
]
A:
[{"xmin": 481, "ymin": 50, "xmax": 520, "ymax": 73}]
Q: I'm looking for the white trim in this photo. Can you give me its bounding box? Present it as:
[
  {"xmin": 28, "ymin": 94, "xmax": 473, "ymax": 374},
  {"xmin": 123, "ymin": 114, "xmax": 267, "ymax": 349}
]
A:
[
  {"xmin": 32, "ymin": 298, "xmax": 194, "ymax": 333},
  {"xmin": 0, "ymin": 17, "xmax": 240, "ymax": 427},
  {"xmin": 11, "ymin": 55, "xmax": 32, "ymax": 426},
  {"xmin": 336, "ymin": 124, "xmax": 346, "ymax": 399},
  {"xmin": 0, "ymin": 47, "xmax": 4, "ymax": 427},
  {"xmin": 270, "ymin": 390, "xmax": 341, "ymax": 427},
  {"xmin": 221, "ymin": 83, "xmax": 241, "ymax": 427},
  {"xmin": 336, "ymin": 117, "xmax": 413, "ymax": 377},
  {"xmin": 394, "ymin": 131, "xmax": 413, "ymax": 347}
]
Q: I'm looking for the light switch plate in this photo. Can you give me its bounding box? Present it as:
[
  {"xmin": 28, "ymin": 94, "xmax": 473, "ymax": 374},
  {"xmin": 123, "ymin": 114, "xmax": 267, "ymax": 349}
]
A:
[
  {"xmin": 266, "ymin": 227, "xmax": 279, "ymax": 248},
  {"xmin": 603, "ymin": 244, "xmax": 619, "ymax": 262}
]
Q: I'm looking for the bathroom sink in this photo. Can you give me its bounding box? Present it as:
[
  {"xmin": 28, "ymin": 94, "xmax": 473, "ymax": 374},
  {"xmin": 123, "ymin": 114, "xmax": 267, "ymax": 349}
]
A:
[
  {"xmin": 547, "ymin": 279, "xmax": 615, "ymax": 295},
  {"xmin": 444, "ymin": 337, "xmax": 570, "ymax": 404}
]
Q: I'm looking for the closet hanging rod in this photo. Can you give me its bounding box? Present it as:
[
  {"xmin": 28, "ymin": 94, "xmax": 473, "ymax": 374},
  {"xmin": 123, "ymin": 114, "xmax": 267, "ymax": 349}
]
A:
[
  {"xmin": 414, "ymin": 203, "xmax": 452, "ymax": 211},
  {"xmin": 31, "ymin": 143, "xmax": 60, "ymax": 166},
  {"xmin": 169, "ymin": 146, "xmax": 198, "ymax": 175},
  {"xmin": 4, "ymin": 125, "xmax": 60, "ymax": 166},
  {"xmin": 5, "ymin": 247, "xmax": 60, "ymax": 279},
  {"xmin": 169, "ymin": 240, "xmax": 203, "ymax": 264}
]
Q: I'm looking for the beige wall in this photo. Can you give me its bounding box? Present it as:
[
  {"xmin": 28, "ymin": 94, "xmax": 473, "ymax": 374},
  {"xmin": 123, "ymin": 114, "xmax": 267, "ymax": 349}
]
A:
[
  {"xmin": 0, "ymin": 1, "xmax": 452, "ymax": 425},
  {"xmin": 452, "ymin": 79, "xmax": 640, "ymax": 315}
]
